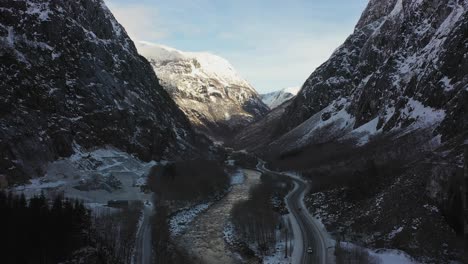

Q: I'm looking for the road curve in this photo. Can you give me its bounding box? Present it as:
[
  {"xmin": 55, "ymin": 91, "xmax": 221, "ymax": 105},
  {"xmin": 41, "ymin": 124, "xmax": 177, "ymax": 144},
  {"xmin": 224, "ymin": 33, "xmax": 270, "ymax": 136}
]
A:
[{"xmin": 258, "ymin": 162, "xmax": 329, "ymax": 264}]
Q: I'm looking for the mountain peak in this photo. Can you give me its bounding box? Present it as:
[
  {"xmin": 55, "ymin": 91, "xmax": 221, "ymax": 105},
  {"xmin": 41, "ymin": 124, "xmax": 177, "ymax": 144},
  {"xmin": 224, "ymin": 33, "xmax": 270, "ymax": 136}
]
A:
[
  {"xmin": 137, "ymin": 41, "xmax": 254, "ymax": 90},
  {"xmin": 261, "ymin": 87, "xmax": 300, "ymax": 109},
  {"xmin": 137, "ymin": 42, "xmax": 269, "ymax": 140}
]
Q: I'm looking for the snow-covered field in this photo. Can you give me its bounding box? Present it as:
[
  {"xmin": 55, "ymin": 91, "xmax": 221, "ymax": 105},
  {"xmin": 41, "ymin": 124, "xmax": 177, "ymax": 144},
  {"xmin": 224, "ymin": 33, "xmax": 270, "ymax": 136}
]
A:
[
  {"xmin": 13, "ymin": 146, "xmax": 156, "ymax": 209},
  {"xmin": 340, "ymin": 242, "xmax": 418, "ymax": 264}
]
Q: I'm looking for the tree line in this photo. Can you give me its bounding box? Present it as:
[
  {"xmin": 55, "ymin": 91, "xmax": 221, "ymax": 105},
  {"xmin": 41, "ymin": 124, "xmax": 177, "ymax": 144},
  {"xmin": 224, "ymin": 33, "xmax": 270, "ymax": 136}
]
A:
[
  {"xmin": 147, "ymin": 159, "xmax": 230, "ymax": 203},
  {"xmin": 146, "ymin": 159, "xmax": 232, "ymax": 263},
  {"xmin": 150, "ymin": 204, "xmax": 193, "ymax": 264},
  {"xmin": 231, "ymin": 173, "xmax": 291, "ymax": 254},
  {"xmin": 0, "ymin": 191, "xmax": 91, "ymax": 264},
  {"xmin": 92, "ymin": 201, "xmax": 143, "ymax": 264}
]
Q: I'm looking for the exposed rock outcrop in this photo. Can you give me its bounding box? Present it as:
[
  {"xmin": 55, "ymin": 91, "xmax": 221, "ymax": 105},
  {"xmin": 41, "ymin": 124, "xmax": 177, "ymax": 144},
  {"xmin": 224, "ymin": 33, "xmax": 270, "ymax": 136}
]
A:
[{"xmin": 0, "ymin": 0, "xmax": 208, "ymax": 183}]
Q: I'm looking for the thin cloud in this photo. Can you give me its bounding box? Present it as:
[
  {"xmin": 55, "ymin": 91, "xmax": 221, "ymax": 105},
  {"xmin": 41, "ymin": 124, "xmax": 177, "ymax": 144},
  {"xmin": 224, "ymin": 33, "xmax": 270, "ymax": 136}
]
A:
[{"xmin": 103, "ymin": 0, "xmax": 362, "ymax": 93}]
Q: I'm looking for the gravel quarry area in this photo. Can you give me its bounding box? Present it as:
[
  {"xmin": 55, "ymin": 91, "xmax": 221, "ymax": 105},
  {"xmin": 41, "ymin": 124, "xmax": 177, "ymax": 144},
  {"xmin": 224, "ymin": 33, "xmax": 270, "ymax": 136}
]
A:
[
  {"xmin": 13, "ymin": 147, "xmax": 155, "ymax": 210},
  {"xmin": 175, "ymin": 169, "xmax": 261, "ymax": 264}
]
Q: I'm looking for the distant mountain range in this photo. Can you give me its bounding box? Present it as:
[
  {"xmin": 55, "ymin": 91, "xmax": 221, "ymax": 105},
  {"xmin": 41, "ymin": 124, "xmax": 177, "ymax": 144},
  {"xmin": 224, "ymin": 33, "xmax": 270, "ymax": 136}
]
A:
[{"xmin": 260, "ymin": 87, "xmax": 300, "ymax": 109}]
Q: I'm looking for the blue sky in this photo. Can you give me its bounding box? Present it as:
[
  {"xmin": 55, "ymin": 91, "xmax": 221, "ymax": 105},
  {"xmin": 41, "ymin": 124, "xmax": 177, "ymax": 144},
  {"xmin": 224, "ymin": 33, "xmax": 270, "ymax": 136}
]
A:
[{"xmin": 106, "ymin": 0, "xmax": 369, "ymax": 93}]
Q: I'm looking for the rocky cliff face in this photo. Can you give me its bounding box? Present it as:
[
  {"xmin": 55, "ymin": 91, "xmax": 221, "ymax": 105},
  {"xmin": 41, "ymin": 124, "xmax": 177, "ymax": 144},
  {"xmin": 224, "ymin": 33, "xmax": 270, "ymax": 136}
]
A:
[
  {"xmin": 274, "ymin": 0, "xmax": 467, "ymax": 150},
  {"xmin": 0, "ymin": 0, "xmax": 207, "ymax": 183},
  {"xmin": 137, "ymin": 43, "xmax": 269, "ymax": 141},
  {"xmin": 244, "ymin": 0, "xmax": 468, "ymax": 261}
]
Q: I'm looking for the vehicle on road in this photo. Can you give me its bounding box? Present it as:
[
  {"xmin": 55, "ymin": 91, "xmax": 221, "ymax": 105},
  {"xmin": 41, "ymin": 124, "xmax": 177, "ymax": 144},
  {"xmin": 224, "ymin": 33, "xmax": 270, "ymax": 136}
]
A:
[{"xmin": 307, "ymin": 247, "xmax": 313, "ymax": 254}]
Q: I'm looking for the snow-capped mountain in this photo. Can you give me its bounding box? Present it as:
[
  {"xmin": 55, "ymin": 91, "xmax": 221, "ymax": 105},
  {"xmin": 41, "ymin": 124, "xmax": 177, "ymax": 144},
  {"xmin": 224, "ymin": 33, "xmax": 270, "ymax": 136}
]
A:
[
  {"xmin": 137, "ymin": 42, "xmax": 269, "ymax": 140},
  {"xmin": 261, "ymin": 87, "xmax": 300, "ymax": 109},
  {"xmin": 0, "ymin": 0, "xmax": 209, "ymax": 182}
]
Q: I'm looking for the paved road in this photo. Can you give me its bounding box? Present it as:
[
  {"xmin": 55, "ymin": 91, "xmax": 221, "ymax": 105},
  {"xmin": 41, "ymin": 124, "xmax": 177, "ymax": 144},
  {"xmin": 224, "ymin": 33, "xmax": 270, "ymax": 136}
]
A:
[
  {"xmin": 258, "ymin": 162, "xmax": 328, "ymax": 264},
  {"xmin": 133, "ymin": 203, "xmax": 153, "ymax": 264}
]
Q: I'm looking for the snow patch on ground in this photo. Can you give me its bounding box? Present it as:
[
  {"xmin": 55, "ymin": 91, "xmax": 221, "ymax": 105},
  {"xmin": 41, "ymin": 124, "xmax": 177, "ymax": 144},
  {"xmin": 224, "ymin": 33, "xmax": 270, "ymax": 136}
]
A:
[
  {"xmin": 439, "ymin": 76, "xmax": 454, "ymax": 92},
  {"xmin": 263, "ymin": 246, "xmax": 291, "ymax": 264},
  {"xmin": 262, "ymin": 215, "xmax": 293, "ymax": 264},
  {"xmin": 389, "ymin": 0, "xmax": 404, "ymax": 17},
  {"xmin": 230, "ymin": 169, "xmax": 245, "ymax": 185},
  {"xmin": 26, "ymin": 1, "xmax": 52, "ymax": 21},
  {"xmin": 22, "ymin": 179, "xmax": 66, "ymax": 189},
  {"xmin": 262, "ymin": 231, "xmax": 292, "ymax": 264},
  {"xmin": 223, "ymin": 221, "xmax": 236, "ymax": 246},
  {"xmin": 400, "ymin": 98, "xmax": 446, "ymax": 128},
  {"xmin": 344, "ymin": 117, "xmax": 380, "ymax": 145},
  {"xmin": 423, "ymin": 204, "xmax": 439, "ymax": 213},
  {"xmin": 388, "ymin": 226, "xmax": 404, "ymax": 239},
  {"xmin": 340, "ymin": 242, "xmax": 417, "ymax": 264},
  {"xmin": 13, "ymin": 146, "xmax": 156, "ymax": 206},
  {"xmin": 277, "ymin": 98, "xmax": 355, "ymax": 149},
  {"xmin": 169, "ymin": 202, "xmax": 212, "ymax": 237},
  {"xmin": 372, "ymin": 249, "xmax": 418, "ymax": 264},
  {"xmin": 354, "ymin": 117, "xmax": 379, "ymax": 135}
]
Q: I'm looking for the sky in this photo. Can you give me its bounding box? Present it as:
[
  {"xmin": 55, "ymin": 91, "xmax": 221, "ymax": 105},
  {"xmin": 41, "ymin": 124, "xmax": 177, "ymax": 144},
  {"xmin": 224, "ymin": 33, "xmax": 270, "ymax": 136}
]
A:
[{"xmin": 105, "ymin": 0, "xmax": 369, "ymax": 93}]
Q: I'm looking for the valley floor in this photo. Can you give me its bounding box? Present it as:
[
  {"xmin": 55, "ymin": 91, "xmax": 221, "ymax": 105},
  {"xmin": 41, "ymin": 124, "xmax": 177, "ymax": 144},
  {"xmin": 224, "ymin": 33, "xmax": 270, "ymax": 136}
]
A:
[
  {"xmin": 174, "ymin": 169, "xmax": 261, "ymax": 264},
  {"xmin": 9, "ymin": 148, "xmax": 463, "ymax": 263}
]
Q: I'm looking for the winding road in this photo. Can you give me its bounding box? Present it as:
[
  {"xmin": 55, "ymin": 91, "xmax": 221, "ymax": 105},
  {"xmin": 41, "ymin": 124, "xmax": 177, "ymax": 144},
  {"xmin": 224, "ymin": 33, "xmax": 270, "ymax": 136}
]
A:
[{"xmin": 258, "ymin": 162, "xmax": 331, "ymax": 264}]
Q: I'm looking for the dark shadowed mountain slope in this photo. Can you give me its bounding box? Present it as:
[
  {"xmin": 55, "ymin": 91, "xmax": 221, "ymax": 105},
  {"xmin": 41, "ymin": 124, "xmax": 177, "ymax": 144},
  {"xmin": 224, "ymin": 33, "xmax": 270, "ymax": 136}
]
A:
[
  {"xmin": 230, "ymin": 100, "xmax": 292, "ymax": 151},
  {"xmin": 0, "ymin": 0, "xmax": 209, "ymax": 183},
  {"xmin": 232, "ymin": 0, "xmax": 468, "ymax": 262},
  {"xmin": 272, "ymin": 0, "xmax": 467, "ymax": 152}
]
